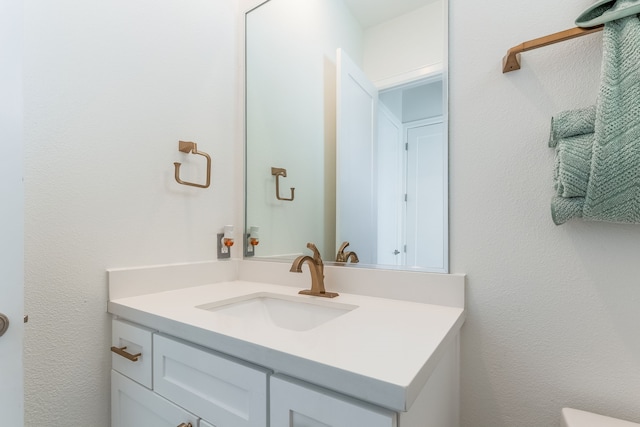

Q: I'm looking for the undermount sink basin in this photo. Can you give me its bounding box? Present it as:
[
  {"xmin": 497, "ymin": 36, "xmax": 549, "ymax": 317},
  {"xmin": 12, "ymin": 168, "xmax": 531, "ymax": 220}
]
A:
[{"xmin": 196, "ymin": 292, "xmax": 358, "ymax": 332}]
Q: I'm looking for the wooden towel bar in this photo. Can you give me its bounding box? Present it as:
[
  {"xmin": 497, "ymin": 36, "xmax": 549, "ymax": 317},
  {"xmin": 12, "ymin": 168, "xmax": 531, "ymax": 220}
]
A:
[{"xmin": 503, "ymin": 25, "xmax": 604, "ymax": 73}]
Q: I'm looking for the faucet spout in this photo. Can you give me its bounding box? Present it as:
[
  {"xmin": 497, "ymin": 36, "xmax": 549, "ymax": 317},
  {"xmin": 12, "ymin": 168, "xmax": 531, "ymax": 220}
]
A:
[
  {"xmin": 289, "ymin": 255, "xmax": 315, "ymax": 273},
  {"xmin": 290, "ymin": 243, "xmax": 338, "ymax": 298}
]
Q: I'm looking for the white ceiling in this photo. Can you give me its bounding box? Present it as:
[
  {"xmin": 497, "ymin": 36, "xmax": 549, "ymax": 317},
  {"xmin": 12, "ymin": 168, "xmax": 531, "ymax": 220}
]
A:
[{"xmin": 343, "ymin": 0, "xmax": 438, "ymax": 28}]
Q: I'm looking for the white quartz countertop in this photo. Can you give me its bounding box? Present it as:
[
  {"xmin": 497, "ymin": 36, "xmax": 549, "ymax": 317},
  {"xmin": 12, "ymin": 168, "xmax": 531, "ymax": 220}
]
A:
[{"xmin": 108, "ymin": 280, "xmax": 465, "ymax": 412}]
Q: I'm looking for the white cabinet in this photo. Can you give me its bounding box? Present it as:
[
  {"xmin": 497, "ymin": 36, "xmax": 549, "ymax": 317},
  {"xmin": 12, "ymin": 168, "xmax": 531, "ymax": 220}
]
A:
[
  {"xmin": 153, "ymin": 334, "xmax": 269, "ymax": 427},
  {"xmin": 111, "ymin": 319, "xmax": 460, "ymax": 427},
  {"xmin": 111, "ymin": 370, "xmax": 198, "ymax": 427},
  {"xmin": 111, "ymin": 321, "xmax": 269, "ymax": 427},
  {"xmin": 270, "ymin": 375, "xmax": 397, "ymax": 427}
]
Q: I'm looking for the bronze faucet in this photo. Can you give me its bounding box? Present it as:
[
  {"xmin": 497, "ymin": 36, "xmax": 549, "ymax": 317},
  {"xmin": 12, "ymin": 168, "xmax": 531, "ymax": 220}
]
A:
[
  {"xmin": 290, "ymin": 243, "xmax": 338, "ymax": 298},
  {"xmin": 335, "ymin": 241, "xmax": 359, "ymax": 263}
]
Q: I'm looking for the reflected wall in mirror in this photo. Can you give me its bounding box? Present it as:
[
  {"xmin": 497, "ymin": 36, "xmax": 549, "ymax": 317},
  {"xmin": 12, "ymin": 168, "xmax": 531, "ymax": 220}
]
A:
[{"xmin": 245, "ymin": 0, "xmax": 448, "ymax": 272}]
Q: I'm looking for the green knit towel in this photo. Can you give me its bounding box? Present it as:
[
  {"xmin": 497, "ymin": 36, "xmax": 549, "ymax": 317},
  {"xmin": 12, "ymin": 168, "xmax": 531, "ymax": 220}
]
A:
[
  {"xmin": 555, "ymin": 133, "xmax": 594, "ymax": 198},
  {"xmin": 550, "ymin": 12, "xmax": 640, "ymax": 225},
  {"xmin": 549, "ymin": 108, "xmax": 595, "ymax": 224},
  {"xmin": 549, "ymin": 105, "xmax": 596, "ymax": 148},
  {"xmin": 551, "ymin": 196, "xmax": 585, "ymax": 225},
  {"xmin": 583, "ymin": 13, "xmax": 640, "ymax": 223}
]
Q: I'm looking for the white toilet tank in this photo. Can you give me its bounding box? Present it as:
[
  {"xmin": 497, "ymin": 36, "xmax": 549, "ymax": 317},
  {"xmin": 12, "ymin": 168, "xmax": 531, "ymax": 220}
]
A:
[{"xmin": 563, "ymin": 408, "xmax": 640, "ymax": 427}]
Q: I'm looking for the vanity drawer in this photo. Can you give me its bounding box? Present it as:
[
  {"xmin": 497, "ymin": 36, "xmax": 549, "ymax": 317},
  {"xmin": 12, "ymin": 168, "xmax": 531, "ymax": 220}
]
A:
[
  {"xmin": 111, "ymin": 319, "xmax": 155, "ymax": 388},
  {"xmin": 153, "ymin": 334, "xmax": 269, "ymax": 427}
]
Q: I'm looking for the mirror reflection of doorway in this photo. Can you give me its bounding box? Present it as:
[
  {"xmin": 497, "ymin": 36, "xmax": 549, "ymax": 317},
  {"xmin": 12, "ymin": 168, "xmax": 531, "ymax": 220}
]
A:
[
  {"xmin": 376, "ymin": 102, "xmax": 403, "ymax": 265},
  {"xmin": 377, "ymin": 80, "xmax": 445, "ymax": 269},
  {"xmin": 404, "ymin": 119, "xmax": 445, "ymax": 269},
  {"xmin": 337, "ymin": 48, "xmax": 445, "ymax": 270}
]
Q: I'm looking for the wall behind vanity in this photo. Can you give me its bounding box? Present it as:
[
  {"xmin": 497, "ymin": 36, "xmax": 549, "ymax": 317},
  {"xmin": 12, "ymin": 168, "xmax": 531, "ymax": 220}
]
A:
[{"xmin": 23, "ymin": 1, "xmax": 240, "ymax": 425}]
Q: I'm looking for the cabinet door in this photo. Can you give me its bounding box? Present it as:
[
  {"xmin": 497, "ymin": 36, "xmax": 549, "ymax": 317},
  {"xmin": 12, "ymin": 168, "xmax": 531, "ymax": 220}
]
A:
[
  {"xmin": 270, "ymin": 375, "xmax": 397, "ymax": 427},
  {"xmin": 111, "ymin": 370, "xmax": 198, "ymax": 427},
  {"xmin": 153, "ymin": 334, "xmax": 269, "ymax": 427}
]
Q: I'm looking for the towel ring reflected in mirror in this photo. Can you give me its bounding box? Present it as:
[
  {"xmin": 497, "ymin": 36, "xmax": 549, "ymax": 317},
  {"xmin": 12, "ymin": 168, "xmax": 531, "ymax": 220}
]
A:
[{"xmin": 271, "ymin": 167, "xmax": 295, "ymax": 201}]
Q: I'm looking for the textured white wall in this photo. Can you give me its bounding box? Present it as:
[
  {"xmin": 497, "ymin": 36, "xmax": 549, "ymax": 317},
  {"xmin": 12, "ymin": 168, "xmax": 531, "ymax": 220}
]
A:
[
  {"xmin": 449, "ymin": 0, "xmax": 640, "ymax": 426},
  {"xmin": 402, "ymin": 82, "xmax": 443, "ymax": 122},
  {"xmin": 23, "ymin": 1, "xmax": 238, "ymax": 425},
  {"xmin": 363, "ymin": 2, "xmax": 443, "ymax": 83}
]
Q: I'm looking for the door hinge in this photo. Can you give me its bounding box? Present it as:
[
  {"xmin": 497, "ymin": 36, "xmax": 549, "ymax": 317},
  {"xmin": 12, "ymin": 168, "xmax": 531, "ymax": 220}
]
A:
[{"xmin": 404, "ymin": 193, "xmax": 408, "ymax": 202}]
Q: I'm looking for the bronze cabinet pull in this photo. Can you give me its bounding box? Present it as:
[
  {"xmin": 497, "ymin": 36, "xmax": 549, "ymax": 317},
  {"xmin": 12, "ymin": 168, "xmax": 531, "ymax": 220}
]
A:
[
  {"xmin": 177, "ymin": 423, "xmax": 192, "ymax": 427},
  {"xmin": 110, "ymin": 346, "xmax": 142, "ymax": 362}
]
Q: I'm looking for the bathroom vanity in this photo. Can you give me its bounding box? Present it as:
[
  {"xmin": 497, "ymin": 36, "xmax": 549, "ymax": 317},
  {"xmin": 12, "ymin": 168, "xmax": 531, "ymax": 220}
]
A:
[{"xmin": 108, "ymin": 261, "xmax": 465, "ymax": 427}]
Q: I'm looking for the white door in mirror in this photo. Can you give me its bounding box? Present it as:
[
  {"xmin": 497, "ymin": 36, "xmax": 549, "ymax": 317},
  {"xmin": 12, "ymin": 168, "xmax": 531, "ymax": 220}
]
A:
[
  {"xmin": 336, "ymin": 48, "xmax": 379, "ymax": 265},
  {"xmin": 405, "ymin": 120, "xmax": 447, "ymax": 271}
]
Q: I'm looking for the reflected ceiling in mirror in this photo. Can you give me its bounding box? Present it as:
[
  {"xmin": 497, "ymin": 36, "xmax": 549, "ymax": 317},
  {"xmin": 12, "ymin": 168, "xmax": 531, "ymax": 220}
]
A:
[{"xmin": 245, "ymin": 0, "xmax": 448, "ymax": 272}]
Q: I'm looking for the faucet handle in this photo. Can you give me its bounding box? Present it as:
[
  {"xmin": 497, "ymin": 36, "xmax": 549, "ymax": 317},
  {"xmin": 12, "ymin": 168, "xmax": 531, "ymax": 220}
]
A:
[{"xmin": 306, "ymin": 242, "xmax": 322, "ymax": 264}]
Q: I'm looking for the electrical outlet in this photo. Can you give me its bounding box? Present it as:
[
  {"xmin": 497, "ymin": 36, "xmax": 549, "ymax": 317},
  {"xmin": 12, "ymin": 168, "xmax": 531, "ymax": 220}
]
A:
[
  {"xmin": 217, "ymin": 233, "xmax": 230, "ymax": 259},
  {"xmin": 245, "ymin": 233, "xmax": 255, "ymax": 257}
]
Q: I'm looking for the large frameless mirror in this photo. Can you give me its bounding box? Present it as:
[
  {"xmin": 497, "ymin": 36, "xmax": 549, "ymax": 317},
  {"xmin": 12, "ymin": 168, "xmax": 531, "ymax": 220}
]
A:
[{"xmin": 245, "ymin": 0, "xmax": 448, "ymax": 272}]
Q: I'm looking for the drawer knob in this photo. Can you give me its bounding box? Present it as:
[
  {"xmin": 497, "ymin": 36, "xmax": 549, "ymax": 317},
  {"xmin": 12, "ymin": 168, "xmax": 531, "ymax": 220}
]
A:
[
  {"xmin": 110, "ymin": 346, "xmax": 142, "ymax": 362},
  {"xmin": 177, "ymin": 423, "xmax": 192, "ymax": 427}
]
